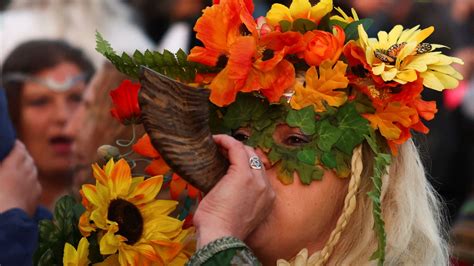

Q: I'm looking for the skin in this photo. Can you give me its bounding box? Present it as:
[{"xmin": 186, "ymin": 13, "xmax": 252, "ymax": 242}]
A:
[
  {"xmin": 194, "ymin": 125, "xmax": 349, "ymax": 264},
  {"xmin": 0, "ymin": 141, "xmax": 41, "ymax": 217},
  {"xmin": 19, "ymin": 62, "xmax": 85, "ymax": 208}
]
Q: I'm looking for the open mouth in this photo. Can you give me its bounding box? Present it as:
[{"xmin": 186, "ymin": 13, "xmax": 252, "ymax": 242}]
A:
[{"xmin": 49, "ymin": 136, "xmax": 74, "ymax": 154}]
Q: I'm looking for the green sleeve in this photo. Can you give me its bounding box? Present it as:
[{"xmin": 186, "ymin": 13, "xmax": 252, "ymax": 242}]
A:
[{"xmin": 186, "ymin": 236, "xmax": 260, "ymax": 266}]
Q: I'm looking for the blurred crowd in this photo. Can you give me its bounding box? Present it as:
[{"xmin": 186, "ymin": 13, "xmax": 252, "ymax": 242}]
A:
[{"xmin": 0, "ymin": 0, "xmax": 473, "ymax": 265}]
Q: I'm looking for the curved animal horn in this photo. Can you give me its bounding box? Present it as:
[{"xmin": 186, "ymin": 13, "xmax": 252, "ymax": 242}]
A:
[{"xmin": 138, "ymin": 67, "xmax": 229, "ymax": 193}]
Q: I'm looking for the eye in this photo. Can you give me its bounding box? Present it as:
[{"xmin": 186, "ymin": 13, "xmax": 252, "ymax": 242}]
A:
[
  {"xmin": 232, "ymin": 128, "xmax": 250, "ymax": 142},
  {"xmin": 68, "ymin": 93, "xmax": 83, "ymax": 103},
  {"xmin": 283, "ymin": 134, "xmax": 310, "ymax": 146},
  {"xmin": 26, "ymin": 96, "xmax": 50, "ymax": 107}
]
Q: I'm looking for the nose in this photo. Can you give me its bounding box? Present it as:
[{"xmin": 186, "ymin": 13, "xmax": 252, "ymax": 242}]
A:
[
  {"xmin": 54, "ymin": 99, "xmax": 71, "ymax": 126},
  {"xmin": 64, "ymin": 103, "xmax": 84, "ymax": 136},
  {"xmin": 255, "ymin": 147, "xmax": 271, "ymax": 170}
]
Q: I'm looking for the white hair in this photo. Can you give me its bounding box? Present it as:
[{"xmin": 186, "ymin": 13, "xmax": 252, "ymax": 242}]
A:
[{"xmin": 325, "ymin": 140, "xmax": 449, "ymax": 265}]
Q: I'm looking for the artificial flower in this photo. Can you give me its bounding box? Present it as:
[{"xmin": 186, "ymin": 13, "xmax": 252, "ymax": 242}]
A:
[
  {"xmin": 290, "ymin": 60, "xmax": 349, "ymax": 112},
  {"xmin": 356, "ymin": 24, "xmax": 463, "ymax": 90},
  {"xmin": 330, "ymin": 7, "xmax": 359, "ymax": 24},
  {"xmin": 300, "ymin": 26, "xmax": 345, "ymax": 66},
  {"xmin": 110, "ymin": 80, "xmax": 141, "ymax": 125},
  {"xmin": 189, "ymin": 0, "xmax": 304, "ymax": 106},
  {"xmin": 79, "ymin": 159, "xmax": 190, "ymax": 265},
  {"xmin": 63, "ymin": 237, "xmax": 89, "ymax": 266},
  {"xmin": 169, "ymin": 173, "xmax": 201, "ymax": 200},
  {"xmin": 266, "ymin": 0, "xmax": 333, "ymax": 26},
  {"xmin": 132, "ymin": 134, "xmax": 171, "ymax": 176}
]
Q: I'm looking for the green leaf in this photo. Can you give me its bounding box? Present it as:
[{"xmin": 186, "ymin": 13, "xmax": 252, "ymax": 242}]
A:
[
  {"xmin": 328, "ymin": 19, "xmax": 348, "ymax": 30},
  {"xmin": 334, "ymin": 103, "xmax": 370, "ymax": 154},
  {"xmin": 317, "ymin": 120, "xmax": 343, "ymax": 152},
  {"xmin": 286, "ymin": 106, "xmax": 316, "ymax": 135},
  {"xmin": 292, "ymin": 18, "xmax": 317, "ymax": 33},
  {"xmin": 279, "ymin": 20, "xmax": 292, "ymax": 32},
  {"xmin": 95, "ymin": 31, "xmax": 115, "ymax": 55},
  {"xmin": 223, "ymin": 94, "xmax": 266, "ymax": 129},
  {"xmin": 321, "ymin": 152, "xmax": 337, "ymax": 168},
  {"xmin": 344, "ymin": 18, "xmax": 374, "ymax": 42},
  {"xmin": 297, "ymin": 149, "xmax": 316, "ymax": 165},
  {"xmin": 335, "ymin": 152, "xmax": 351, "ymax": 177}
]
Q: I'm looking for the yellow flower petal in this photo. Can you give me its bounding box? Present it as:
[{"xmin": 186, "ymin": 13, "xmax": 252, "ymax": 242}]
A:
[
  {"xmin": 63, "ymin": 238, "xmax": 89, "ymax": 266},
  {"xmin": 109, "ymin": 159, "xmax": 132, "ymax": 198},
  {"xmin": 380, "ymin": 67, "xmax": 398, "ymax": 81},
  {"xmin": 289, "ymin": 0, "xmax": 311, "ymax": 18},
  {"xmin": 141, "ymin": 200, "xmax": 178, "ymax": 221},
  {"xmin": 421, "ymin": 70, "xmax": 460, "ymax": 91},
  {"xmin": 388, "ymin": 25, "xmax": 403, "ymax": 44},
  {"xmin": 93, "ymin": 255, "xmax": 119, "ymax": 266},
  {"xmin": 414, "ymin": 26, "xmax": 434, "ymax": 43},
  {"xmin": 310, "ymin": 0, "xmax": 333, "ymax": 23},
  {"xmin": 100, "ymin": 227, "xmax": 124, "ymax": 255},
  {"xmin": 372, "ymin": 63, "xmax": 385, "ymax": 75},
  {"xmin": 395, "ymin": 69, "xmax": 417, "ymax": 83},
  {"xmin": 266, "ymin": 3, "xmax": 292, "ymax": 25},
  {"xmin": 128, "ymin": 175, "xmax": 164, "ymax": 205},
  {"xmin": 77, "ymin": 238, "xmax": 90, "ymax": 266}
]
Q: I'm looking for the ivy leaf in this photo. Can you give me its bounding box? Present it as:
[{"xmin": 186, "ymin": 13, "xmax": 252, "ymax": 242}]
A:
[
  {"xmin": 344, "ymin": 18, "xmax": 374, "ymax": 42},
  {"xmin": 334, "ymin": 103, "xmax": 370, "ymax": 154},
  {"xmin": 286, "ymin": 106, "xmax": 316, "ymax": 135},
  {"xmin": 292, "ymin": 18, "xmax": 317, "ymax": 33},
  {"xmin": 54, "ymin": 196, "xmax": 76, "ymax": 237},
  {"xmin": 297, "ymin": 149, "xmax": 316, "ymax": 165},
  {"xmin": 321, "ymin": 152, "xmax": 337, "ymax": 169},
  {"xmin": 223, "ymin": 94, "xmax": 266, "ymax": 129},
  {"xmin": 317, "ymin": 120, "xmax": 343, "ymax": 152},
  {"xmin": 297, "ymin": 162, "xmax": 324, "ymax": 184}
]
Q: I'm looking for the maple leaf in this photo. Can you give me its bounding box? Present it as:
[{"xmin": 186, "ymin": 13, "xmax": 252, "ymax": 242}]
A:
[
  {"xmin": 363, "ymin": 103, "xmax": 416, "ymax": 140},
  {"xmin": 290, "ymin": 60, "xmax": 349, "ymax": 112}
]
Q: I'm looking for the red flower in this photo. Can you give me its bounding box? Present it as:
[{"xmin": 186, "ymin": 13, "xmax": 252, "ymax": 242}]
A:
[{"xmin": 110, "ymin": 80, "xmax": 141, "ymax": 125}]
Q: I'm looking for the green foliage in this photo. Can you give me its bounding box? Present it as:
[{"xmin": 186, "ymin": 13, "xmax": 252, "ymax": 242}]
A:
[
  {"xmin": 365, "ymin": 133, "xmax": 391, "ymax": 265},
  {"xmin": 292, "ymin": 18, "xmax": 318, "ymax": 33},
  {"xmin": 343, "ymin": 18, "xmax": 374, "ymax": 42},
  {"xmin": 34, "ymin": 195, "xmax": 86, "ymax": 266},
  {"xmin": 316, "ymin": 120, "xmax": 343, "ymax": 152},
  {"xmin": 286, "ymin": 106, "xmax": 316, "ymax": 135},
  {"xmin": 334, "ymin": 103, "xmax": 370, "ymax": 155},
  {"xmin": 279, "ymin": 20, "xmax": 292, "ymax": 32},
  {"xmin": 222, "ymin": 94, "xmax": 267, "ymax": 129},
  {"xmin": 95, "ymin": 31, "xmax": 216, "ymax": 82}
]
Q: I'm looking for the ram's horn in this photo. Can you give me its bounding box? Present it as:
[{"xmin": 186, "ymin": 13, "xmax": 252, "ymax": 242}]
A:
[{"xmin": 138, "ymin": 67, "xmax": 229, "ymax": 193}]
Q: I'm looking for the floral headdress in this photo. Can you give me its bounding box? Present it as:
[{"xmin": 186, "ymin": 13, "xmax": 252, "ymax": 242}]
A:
[{"xmin": 36, "ymin": 0, "xmax": 463, "ymax": 265}]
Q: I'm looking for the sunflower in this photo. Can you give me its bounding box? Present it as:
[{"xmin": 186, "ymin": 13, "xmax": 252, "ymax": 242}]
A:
[
  {"xmin": 79, "ymin": 159, "xmax": 193, "ymax": 265},
  {"xmin": 356, "ymin": 24, "xmax": 463, "ymax": 91}
]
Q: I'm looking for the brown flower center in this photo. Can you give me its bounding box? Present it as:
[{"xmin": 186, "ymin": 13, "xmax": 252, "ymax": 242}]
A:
[{"xmin": 107, "ymin": 199, "xmax": 143, "ymax": 245}]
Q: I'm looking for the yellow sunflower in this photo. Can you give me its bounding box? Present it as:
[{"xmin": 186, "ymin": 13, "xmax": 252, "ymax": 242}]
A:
[
  {"xmin": 357, "ymin": 24, "xmax": 463, "ymax": 90},
  {"xmin": 266, "ymin": 0, "xmax": 333, "ymax": 26},
  {"xmin": 79, "ymin": 159, "xmax": 193, "ymax": 265}
]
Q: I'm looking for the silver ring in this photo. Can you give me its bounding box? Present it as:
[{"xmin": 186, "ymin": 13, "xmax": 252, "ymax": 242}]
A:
[{"xmin": 249, "ymin": 156, "xmax": 263, "ymax": 170}]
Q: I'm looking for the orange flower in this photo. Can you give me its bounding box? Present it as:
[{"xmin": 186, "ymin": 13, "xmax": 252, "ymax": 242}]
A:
[
  {"xmin": 110, "ymin": 80, "xmax": 141, "ymax": 125},
  {"xmin": 169, "ymin": 174, "xmax": 201, "ymax": 200},
  {"xmin": 132, "ymin": 134, "xmax": 170, "ymax": 176},
  {"xmin": 300, "ymin": 26, "xmax": 345, "ymax": 66},
  {"xmin": 188, "ymin": 0, "xmax": 303, "ymax": 106}
]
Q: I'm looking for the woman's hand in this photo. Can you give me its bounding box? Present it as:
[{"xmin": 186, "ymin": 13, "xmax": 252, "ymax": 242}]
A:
[
  {"xmin": 193, "ymin": 135, "xmax": 275, "ymax": 248},
  {"xmin": 0, "ymin": 141, "xmax": 42, "ymax": 216}
]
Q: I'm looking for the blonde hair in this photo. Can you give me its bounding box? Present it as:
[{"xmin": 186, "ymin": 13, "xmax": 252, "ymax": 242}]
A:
[{"xmin": 317, "ymin": 140, "xmax": 449, "ymax": 265}]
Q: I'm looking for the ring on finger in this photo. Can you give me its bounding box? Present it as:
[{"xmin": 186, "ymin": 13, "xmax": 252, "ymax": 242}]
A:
[{"xmin": 249, "ymin": 155, "xmax": 263, "ymax": 170}]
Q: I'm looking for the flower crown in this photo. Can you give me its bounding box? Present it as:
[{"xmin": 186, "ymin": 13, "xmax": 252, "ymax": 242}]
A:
[{"xmin": 92, "ymin": 0, "xmax": 463, "ymax": 264}]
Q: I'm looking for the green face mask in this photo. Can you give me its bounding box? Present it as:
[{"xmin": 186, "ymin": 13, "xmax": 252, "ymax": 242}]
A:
[{"xmin": 210, "ymin": 93, "xmax": 379, "ymax": 185}]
